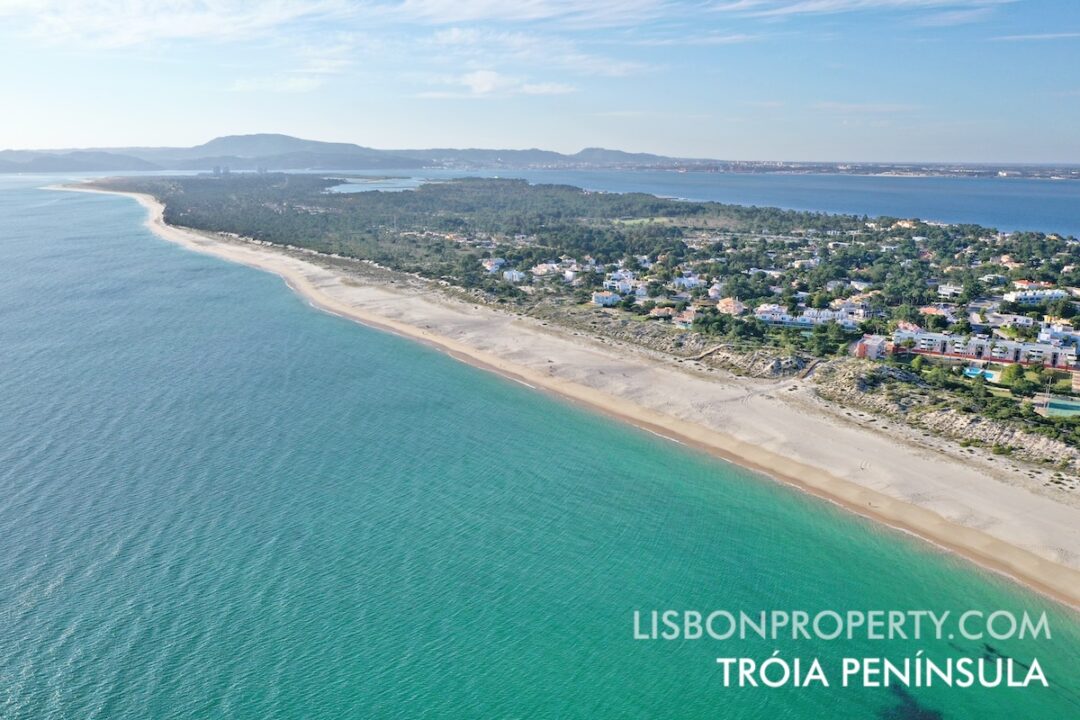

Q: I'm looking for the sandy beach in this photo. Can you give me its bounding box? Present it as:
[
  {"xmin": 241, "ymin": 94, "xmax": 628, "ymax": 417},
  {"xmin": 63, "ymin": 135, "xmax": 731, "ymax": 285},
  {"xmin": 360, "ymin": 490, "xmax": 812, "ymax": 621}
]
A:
[{"xmin": 59, "ymin": 185, "xmax": 1080, "ymax": 608}]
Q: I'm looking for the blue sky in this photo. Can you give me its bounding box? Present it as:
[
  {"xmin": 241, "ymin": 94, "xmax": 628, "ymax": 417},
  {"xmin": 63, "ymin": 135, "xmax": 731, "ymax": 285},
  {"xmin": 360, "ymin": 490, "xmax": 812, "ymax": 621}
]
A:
[{"xmin": 1, "ymin": 0, "xmax": 1078, "ymax": 161}]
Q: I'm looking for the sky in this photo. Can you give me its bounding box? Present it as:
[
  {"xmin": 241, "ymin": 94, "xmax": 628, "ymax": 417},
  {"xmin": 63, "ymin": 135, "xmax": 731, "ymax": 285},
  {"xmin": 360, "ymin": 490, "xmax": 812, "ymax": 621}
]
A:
[{"xmin": 0, "ymin": 0, "xmax": 1078, "ymax": 162}]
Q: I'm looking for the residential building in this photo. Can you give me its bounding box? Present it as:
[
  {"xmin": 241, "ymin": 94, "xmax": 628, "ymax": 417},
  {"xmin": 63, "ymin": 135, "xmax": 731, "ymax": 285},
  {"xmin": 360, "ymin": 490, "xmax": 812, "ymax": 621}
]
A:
[
  {"xmin": 673, "ymin": 307, "xmax": 698, "ymax": 329},
  {"xmin": 1003, "ymin": 288, "xmax": 1068, "ymax": 304},
  {"xmin": 716, "ymin": 297, "xmax": 747, "ymax": 316},
  {"xmin": 754, "ymin": 304, "xmax": 858, "ymax": 329},
  {"xmin": 530, "ymin": 262, "xmax": 561, "ymax": 277},
  {"xmin": 591, "ymin": 291, "xmax": 622, "ymax": 307},
  {"xmin": 672, "ymin": 272, "xmax": 705, "ymax": 290},
  {"xmin": 892, "ymin": 330, "xmax": 1077, "ymax": 369},
  {"xmin": 855, "ymin": 335, "xmax": 889, "ymax": 360},
  {"xmin": 604, "ymin": 278, "xmax": 634, "ymax": 294},
  {"xmin": 1013, "ymin": 279, "xmax": 1055, "ymax": 290}
]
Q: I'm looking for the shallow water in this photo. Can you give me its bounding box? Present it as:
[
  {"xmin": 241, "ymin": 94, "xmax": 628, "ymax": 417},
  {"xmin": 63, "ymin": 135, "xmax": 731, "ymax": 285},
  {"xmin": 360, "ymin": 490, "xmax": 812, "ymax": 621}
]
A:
[{"xmin": 1, "ymin": 176, "xmax": 1078, "ymax": 718}]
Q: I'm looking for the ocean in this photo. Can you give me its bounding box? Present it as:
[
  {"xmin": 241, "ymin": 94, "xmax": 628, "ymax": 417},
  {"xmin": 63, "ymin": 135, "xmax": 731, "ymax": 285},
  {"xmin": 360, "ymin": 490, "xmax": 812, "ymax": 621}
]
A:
[{"xmin": 1, "ymin": 175, "xmax": 1079, "ymax": 718}]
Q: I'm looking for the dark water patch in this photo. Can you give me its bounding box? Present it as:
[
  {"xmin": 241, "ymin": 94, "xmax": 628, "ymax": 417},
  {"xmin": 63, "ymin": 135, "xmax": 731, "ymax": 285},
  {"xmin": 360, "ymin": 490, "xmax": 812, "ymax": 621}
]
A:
[{"xmin": 880, "ymin": 686, "xmax": 946, "ymax": 720}]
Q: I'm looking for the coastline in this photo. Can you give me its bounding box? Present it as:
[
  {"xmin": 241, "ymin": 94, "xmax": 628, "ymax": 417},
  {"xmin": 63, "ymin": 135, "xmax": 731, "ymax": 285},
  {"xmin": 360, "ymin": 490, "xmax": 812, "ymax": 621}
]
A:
[{"xmin": 57, "ymin": 184, "xmax": 1080, "ymax": 609}]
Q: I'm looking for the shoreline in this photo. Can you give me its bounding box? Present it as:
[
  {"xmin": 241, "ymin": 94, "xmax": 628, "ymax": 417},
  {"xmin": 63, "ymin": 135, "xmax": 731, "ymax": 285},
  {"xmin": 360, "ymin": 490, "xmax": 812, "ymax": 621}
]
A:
[{"xmin": 57, "ymin": 184, "xmax": 1080, "ymax": 610}]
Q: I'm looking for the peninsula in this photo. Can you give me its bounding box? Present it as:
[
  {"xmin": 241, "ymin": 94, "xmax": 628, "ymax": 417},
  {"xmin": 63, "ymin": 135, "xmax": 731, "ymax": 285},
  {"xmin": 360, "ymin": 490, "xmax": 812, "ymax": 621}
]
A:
[{"xmin": 65, "ymin": 175, "xmax": 1080, "ymax": 606}]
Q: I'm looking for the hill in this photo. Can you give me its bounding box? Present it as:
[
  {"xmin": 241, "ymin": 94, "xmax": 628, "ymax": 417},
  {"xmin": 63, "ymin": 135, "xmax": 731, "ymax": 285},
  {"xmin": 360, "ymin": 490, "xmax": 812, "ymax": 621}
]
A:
[{"xmin": 0, "ymin": 134, "xmax": 688, "ymax": 173}]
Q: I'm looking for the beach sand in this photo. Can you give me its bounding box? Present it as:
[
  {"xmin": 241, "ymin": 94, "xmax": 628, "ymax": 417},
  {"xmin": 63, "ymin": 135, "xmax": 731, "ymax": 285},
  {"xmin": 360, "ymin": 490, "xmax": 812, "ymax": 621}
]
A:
[{"xmin": 59, "ymin": 186, "xmax": 1080, "ymax": 608}]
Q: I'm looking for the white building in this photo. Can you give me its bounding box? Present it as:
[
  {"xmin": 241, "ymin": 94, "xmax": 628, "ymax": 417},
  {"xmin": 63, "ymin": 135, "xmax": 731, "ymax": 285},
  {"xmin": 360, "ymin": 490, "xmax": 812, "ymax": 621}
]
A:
[
  {"xmin": 1003, "ymin": 288, "xmax": 1068, "ymax": 305},
  {"xmin": 530, "ymin": 262, "xmax": 561, "ymax": 277},
  {"xmin": 591, "ymin": 291, "xmax": 622, "ymax": 307},
  {"xmin": 604, "ymin": 278, "xmax": 634, "ymax": 294},
  {"xmin": 1038, "ymin": 322, "xmax": 1080, "ymax": 345},
  {"xmin": 754, "ymin": 303, "xmax": 793, "ymax": 324},
  {"xmin": 985, "ymin": 313, "xmax": 1036, "ymax": 329},
  {"xmin": 892, "ymin": 330, "xmax": 1077, "ymax": 369},
  {"xmin": 754, "ymin": 304, "xmax": 859, "ymax": 329},
  {"xmin": 672, "ymin": 273, "xmax": 705, "ymax": 290},
  {"xmin": 502, "ymin": 269, "xmax": 526, "ymax": 283}
]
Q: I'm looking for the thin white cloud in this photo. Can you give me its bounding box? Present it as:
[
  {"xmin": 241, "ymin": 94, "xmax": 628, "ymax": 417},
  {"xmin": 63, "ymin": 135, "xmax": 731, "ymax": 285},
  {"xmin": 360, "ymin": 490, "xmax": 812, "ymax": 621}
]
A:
[
  {"xmin": 291, "ymin": 43, "xmax": 357, "ymax": 75},
  {"xmin": 0, "ymin": 0, "xmax": 672, "ymax": 49},
  {"xmin": 230, "ymin": 76, "xmax": 327, "ymax": 93},
  {"xmin": 394, "ymin": 0, "xmax": 668, "ymax": 28},
  {"xmin": 428, "ymin": 27, "xmax": 646, "ymax": 76},
  {"xmin": 0, "ymin": 0, "xmax": 351, "ymax": 47},
  {"xmin": 713, "ymin": 0, "xmax": 1011, "ymax": 19},
  {"xmin": 914, "ymin": 7, "xmax": 993, "ymax": 25},
  {"xmin": 813, "ymin": 101, "xmax": 919, "ymax": 113},
  {"xmin": 233, "ymin": 38, "xmax": 359, "ymax": 93},
  {"xmin": 419, "ymin": 69, "xmax": 577, "ymax": 98},
  {"xmin": 991, "ymin": 31, "xmax": 1080, "ymax": 41},
  {"xmin": 633, "ymin": 32, "xmax": 759, "ymax": 45},
  {"xmin": 592, "ymin": 109, "xmax": 714, "ymax": 119},
  {"xmin": 520, "ymin": 81, "xmax": 579, "ymax": 95},
  {"xmin": 592, "ymin": 110, "xmax": 653, "ymax": 117}
]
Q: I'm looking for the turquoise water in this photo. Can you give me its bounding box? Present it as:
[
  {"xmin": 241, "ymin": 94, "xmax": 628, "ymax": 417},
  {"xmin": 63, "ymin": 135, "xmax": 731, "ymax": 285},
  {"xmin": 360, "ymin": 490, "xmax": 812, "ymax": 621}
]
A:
[
  {"xmin": 1, "ymin": 176, "xmax": 1079, "ymax": 718},
  {"xmin": 1046, "ymin": 399, "xmax": 1080, "ymax": 417},
  {"xmin": 333, "ymin": 168, "xmax": 1080, "ymax": 236}
]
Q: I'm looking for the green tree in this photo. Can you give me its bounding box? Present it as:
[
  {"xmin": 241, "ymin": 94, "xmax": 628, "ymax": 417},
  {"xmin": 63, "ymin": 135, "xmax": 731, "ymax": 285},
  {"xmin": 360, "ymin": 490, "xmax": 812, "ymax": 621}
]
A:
[{"xmin": 1000, "ymin": 363, "xmax": 1024, "ymax": 385}]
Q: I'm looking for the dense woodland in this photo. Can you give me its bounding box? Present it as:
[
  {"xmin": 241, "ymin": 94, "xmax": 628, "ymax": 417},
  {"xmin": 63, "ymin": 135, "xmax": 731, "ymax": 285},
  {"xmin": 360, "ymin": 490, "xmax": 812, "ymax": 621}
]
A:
[
  {"xmin": 92, "ymin": 174, "xmax": 1078, "ymax": 322},
  {"xmin": 91, "ymin": 173, "xmax": 1078, "ymax": 314},
  {"xmin": 91, "ymin": 173, "xmax": 868, "ymax": 268}
]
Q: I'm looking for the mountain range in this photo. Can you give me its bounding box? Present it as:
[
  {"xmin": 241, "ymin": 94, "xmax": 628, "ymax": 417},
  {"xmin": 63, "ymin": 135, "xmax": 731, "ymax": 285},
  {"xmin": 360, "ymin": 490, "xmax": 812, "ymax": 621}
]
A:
[
  {"xmin": 5, "ymin": 134, "xmax": 1076, "ymax": 179},
  {"xmin": 0, "ymin": 133, "xmax": 685, "ymax": 173}
]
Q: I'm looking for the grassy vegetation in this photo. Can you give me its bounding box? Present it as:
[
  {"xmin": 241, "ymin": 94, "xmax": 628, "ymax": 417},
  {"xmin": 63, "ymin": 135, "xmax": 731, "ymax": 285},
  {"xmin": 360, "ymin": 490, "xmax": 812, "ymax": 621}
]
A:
[{"xmin": 890, "ymin": 354, "xmax": 1080, "ymax": 446}]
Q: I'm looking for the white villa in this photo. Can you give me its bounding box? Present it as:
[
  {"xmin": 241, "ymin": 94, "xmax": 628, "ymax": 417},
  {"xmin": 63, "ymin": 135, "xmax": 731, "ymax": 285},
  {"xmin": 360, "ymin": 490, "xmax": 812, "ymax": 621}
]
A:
[
  {"xmin": 591, "ymin": 291, "xmax": 622, "ymax": 307},
  {"xmin": 754, "ymin": 304, "xmax": 860, "ymax": 329},
  {"xmin": 672, "ymin": 272, "xmax": 705, "ymax": 290},
  {"xmin": 937, "ymin": 283, "xmax": 964, "ymax": 298}
]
